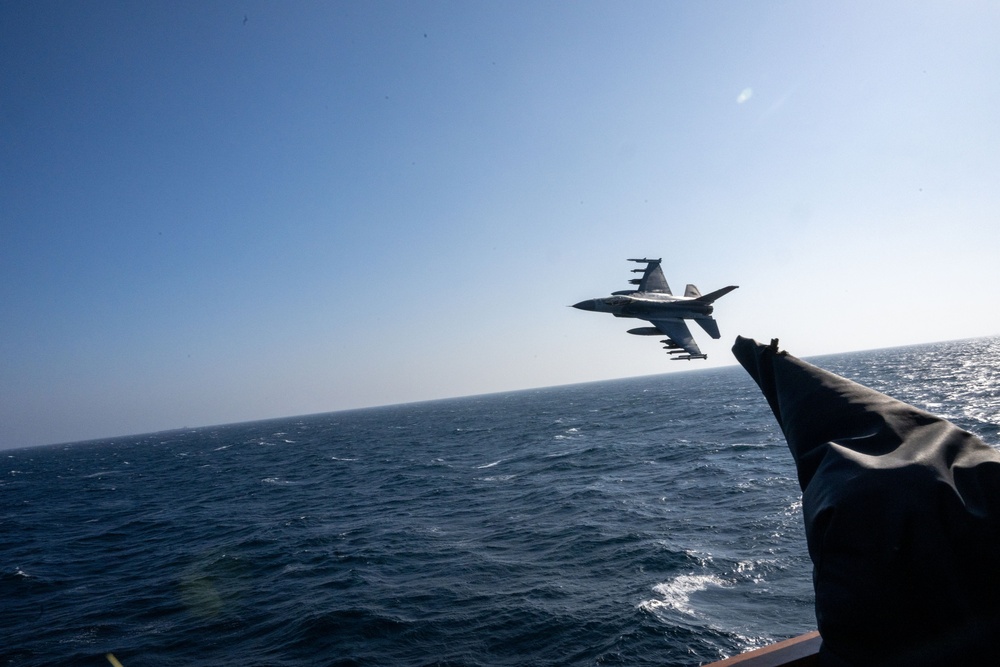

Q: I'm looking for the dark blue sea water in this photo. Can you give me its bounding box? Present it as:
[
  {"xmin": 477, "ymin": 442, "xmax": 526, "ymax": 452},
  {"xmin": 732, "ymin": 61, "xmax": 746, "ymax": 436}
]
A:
[{"xmin": 4, "ymin": 337, "xmax": 999, "ymax": 667}]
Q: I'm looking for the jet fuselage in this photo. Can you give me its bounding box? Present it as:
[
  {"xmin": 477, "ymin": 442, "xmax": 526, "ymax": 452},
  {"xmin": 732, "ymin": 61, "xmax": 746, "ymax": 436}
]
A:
[{"xmin": 572, "ymin": 294, "xmax": 715, "ymax": 320}]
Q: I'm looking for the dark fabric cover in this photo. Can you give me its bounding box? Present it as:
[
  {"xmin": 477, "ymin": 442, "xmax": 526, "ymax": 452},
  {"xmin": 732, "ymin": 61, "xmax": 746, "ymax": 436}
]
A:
[{"xmin": 732, "ymin": 336, "xmax": 1000, "ymax": 666}]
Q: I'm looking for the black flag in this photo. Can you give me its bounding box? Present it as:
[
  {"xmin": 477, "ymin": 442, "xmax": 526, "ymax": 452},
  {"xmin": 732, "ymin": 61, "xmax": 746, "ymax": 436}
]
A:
[{"xmin": 733, "ymin": 336, "xmax": 1000, "ymax": 666}]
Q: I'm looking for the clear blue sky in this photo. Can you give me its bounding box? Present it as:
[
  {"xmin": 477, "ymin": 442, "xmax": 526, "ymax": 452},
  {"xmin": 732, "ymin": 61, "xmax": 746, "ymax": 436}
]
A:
[{"xmin": 3, "ymin": 2, "xmax": 999, "ymax": 449}]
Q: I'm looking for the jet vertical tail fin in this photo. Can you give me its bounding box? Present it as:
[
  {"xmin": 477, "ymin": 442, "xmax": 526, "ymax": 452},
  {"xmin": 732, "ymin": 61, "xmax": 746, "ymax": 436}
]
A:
[{"xmin": 684, "ymin": 284, "xmax": 702, "ymax": 298}]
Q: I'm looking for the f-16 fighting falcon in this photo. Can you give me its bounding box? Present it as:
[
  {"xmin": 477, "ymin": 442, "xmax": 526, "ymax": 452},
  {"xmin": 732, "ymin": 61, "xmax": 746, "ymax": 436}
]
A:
[{"xmin": 572, "ymin": 258, "xmax": 738, "ymax": 360}]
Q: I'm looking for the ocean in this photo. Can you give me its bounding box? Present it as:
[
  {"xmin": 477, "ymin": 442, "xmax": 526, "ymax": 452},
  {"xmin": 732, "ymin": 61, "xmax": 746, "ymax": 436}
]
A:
[{"xmin": 3, "ymin": 337, "xmax": 999, "ymax": 667}]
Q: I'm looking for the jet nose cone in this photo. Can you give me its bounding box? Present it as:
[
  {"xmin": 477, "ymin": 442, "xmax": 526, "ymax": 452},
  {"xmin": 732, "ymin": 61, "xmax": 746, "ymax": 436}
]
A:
[{"xmin": 572, "ymin": 299, "xmax": 597, "ymax": 311}]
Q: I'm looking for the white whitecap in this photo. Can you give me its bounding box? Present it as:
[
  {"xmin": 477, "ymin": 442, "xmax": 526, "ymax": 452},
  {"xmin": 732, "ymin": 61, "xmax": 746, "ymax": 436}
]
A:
[
  {"xmin": 476, "ymin": 460, "xmax": 502, "ymax": 469},
  {"xmin": 640, "ymin": 573, "xmax": 728, "ymax": 617}
]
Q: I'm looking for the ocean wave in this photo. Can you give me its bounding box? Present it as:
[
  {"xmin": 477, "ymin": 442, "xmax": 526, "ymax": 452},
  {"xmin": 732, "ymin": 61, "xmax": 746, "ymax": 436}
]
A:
[
  {"xmin": 12, "ymin": 338, "xmax": 996, "ymax": 665},
  {"xmin": 641, "ymin": 573, "xmax": 730, "ymax": 617}
]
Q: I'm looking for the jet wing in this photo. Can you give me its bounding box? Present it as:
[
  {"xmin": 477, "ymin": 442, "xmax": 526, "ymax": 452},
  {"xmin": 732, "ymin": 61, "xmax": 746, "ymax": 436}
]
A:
[
  {"xmin": 648, "ymin": 318, "xmax": 704, "ymax": 358},
  {"xmin": 629, "ymin": 260, "xmax": 672, "ymax": 294}
]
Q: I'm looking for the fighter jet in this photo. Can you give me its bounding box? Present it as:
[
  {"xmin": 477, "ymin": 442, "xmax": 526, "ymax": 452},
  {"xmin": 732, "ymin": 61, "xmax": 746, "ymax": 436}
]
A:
[{"xmin": 572, "ymin": 258, "xmax": 737, "ymax": 360}]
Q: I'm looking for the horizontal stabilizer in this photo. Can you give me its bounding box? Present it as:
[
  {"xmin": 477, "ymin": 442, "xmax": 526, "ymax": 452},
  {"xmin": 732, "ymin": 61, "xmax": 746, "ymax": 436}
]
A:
[
  {"xmin": 694, "ymin": 285, "xmax": 738, "ymax": 304},
  {"xmin": 694, "ymin": 317, "xmax": 721, "ymax": 339}
]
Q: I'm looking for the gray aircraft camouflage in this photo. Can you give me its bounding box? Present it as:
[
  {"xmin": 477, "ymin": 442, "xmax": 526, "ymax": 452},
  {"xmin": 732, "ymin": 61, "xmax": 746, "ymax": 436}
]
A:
[{"xmin": 572, "ymin": 258, "xmax": 738, "ymax": 360}]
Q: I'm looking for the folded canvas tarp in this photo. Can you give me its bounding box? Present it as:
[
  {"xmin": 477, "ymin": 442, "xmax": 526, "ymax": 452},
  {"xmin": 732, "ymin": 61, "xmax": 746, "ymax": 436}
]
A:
[{"xmin": 732, "ymin": 336, "xmax": 1000, "ymax": 666}]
